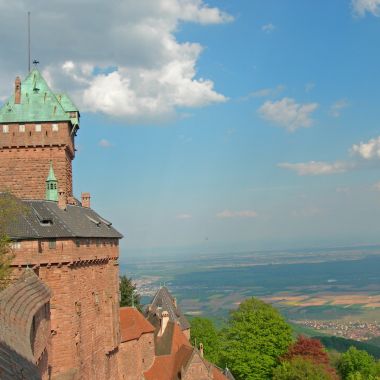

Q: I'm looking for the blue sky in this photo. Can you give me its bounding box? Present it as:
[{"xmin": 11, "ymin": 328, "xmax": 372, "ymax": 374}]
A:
[{"xmin": 2, "ymin": 0, "xmax": 380, "ymax": 257}]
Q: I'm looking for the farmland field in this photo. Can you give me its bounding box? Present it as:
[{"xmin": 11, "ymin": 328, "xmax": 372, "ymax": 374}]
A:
[{"xmin": 120, "ymin": 245, "xmax": 380, "ymax": 338}]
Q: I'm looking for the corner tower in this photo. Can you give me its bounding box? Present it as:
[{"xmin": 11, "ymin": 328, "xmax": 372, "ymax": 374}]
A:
[{"xmin": 0, "ymin": 69, "xmax": 79, "ymax": 199}]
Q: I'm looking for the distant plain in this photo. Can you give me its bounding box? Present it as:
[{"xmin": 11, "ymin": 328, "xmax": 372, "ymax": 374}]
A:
[{"xmin": 121, "ymin": 245, "xmax": 380, "ymax": 335}]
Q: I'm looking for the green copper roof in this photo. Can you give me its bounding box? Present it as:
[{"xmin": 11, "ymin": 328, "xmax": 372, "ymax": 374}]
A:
[
  {"xmin": 46, "ymin": 161, "xmax": 57, "ymax": 182},
  {"xmin": 45, "ymin": 162, "xmax": 58, "ymax": 202},
  {"xmin": 0, "ymin": 69, "xmax": 79, "ymax": 125}
]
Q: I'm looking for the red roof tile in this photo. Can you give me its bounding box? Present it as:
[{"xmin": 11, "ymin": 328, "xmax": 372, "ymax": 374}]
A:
[
  {"xmin": 120, "ymin": 307, "xmax": 155, "ymax": 342},
  {"xmin": 213, "ymin": 366, "xmax": 229, "ymax": 380}
]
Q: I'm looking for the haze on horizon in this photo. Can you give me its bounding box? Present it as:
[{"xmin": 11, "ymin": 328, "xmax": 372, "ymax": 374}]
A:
[{"xmin": 1, "ymin": 0, "xmax": 380, "ymax": 256}]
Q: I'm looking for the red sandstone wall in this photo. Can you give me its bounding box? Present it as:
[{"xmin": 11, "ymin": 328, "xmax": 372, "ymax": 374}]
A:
[
  {"xmin": 118, "ymin": 332, "xmax": 155, "ymax": 380},
  {"xmin": 30, "ymin": 303, "xmax": 51, "ymax": 377},
  {"xmin": 12, "ymin": 239, "xmax": 121, "ymax": 380},
  {"xmin": 0, "ymin": 122, "xmax": 75, "ymax": 199}
]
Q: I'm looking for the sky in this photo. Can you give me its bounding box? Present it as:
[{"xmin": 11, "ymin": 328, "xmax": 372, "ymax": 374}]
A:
[{"xmin": 1, "ymin": 0, "xmax": 380, "ymax": 258}]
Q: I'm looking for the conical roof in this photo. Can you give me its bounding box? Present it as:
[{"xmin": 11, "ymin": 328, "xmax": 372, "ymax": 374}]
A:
[
  {"xmin": 46, "ymin": 161, "xmax": 57, "ymax": 182},
  {"xmin": 0, "ymin": 69, "xmax": 79, "ymax": 125}
]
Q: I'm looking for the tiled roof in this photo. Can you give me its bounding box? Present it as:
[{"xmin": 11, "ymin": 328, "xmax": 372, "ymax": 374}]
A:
[
  {"xmin": 144, "ymin": 321, "xmax": 192, "ymax": 379},
  {"xmin": 6, "ymin": 199, "xmax": 123, "ymax": 240},
  {"xmin": 222, "ymin": 368, "xmax": 236, "ymax": 380},
  {"xmin": 0, "ymin": 69, "xmax": 79, "ymax": 125},
  {"xmin": 120, "ymin": 307, "xmax": 155, "ymax": 342},
  {"xmin": 155, "ymin": 322, "xmax": 191, "ymax": 356},
  {"xmin": 144, "ymin": 318, "xmax": 229, "ymax": 380},
  {"xmin": 0, "ymin": 270, "xmax": 51, "ymax": 379},
  {"xmin": 214, "ymin": 367, "xmax": 231, "ymax": 380},
  {"xmin": 146, "ymin": 287, "xmax": 190, "ymax": 331}
]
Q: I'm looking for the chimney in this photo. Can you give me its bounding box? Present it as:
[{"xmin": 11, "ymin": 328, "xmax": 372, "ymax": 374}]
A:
[
  {"xmin": 58, "ymin": 190, "xmax": 67, "ymax": 210},
  {"xmin": 15, "ymin": 76, "xmax": 21, "ymax": 104},
  {"xmin": 199, "ymin": 343, "xmax": 204, "ymax": 358},
  {"xmin": 81, "ymin": 192, "xmax": 91, "ymax": 208},
  {"xmin": 158, "ymin": 310, "xmax": 169, "ymax": 337}
]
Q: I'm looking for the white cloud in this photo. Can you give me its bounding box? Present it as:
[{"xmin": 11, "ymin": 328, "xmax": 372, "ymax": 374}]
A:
[
  {"xmin": 278, "ymin": 161, "xmax": 349, "ymax": 176},
  {"xmin": 176, "ymin": 213, "xmax": 192, "ymax": 220},
  {"xmin": 249, "ymin": 85, "xmax": 285, "ymax": 98},
  {"xmin": 351, "ymin": 136, "xmax": 380, "ymax": 159},
  {"xmin": 0, "ymin": 0, "xmax": 231, "ymax": 122},
  {"xmin": 330, "ymin": 99, "xmax": 349, "ymax": 117},
  {"xmin": 258, "ymin": 97, "xmax": 319, "ymax": 132},
  {"xmin": 279, "ymin": 135, "xmax": 380, "ymax": 177},
  {"xmin": 336, "ymin": 187, "xmax": 351, "ymax": 194},
  {"xmin": 291, "ymin": 206, "xmax": 322, "ymax": 217},
  {"xmin": 352, "ymin": 0, "xmax": 380, "ymax": 16},
  {"xmin": 216, "ymin": 210, "xmax": 258, "ymax": 219},
  {"xmin": 99, "ymin": 139, "xmax": 112, "ymax": 148},
  {"xmin": 262, "ymin": 23, "xmax": 275, "ymax": 33},
  {"xmin": 373, "ymin": 182, "xmax": 380, "ymax": 191},
  {"xmin": 305, "ymin": 82, "xmax": 315, "ymax": 93}
]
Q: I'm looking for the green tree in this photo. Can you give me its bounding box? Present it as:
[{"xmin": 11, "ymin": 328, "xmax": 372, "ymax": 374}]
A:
[
  {"xmin": 190, "ymin": 317, "xmax": 221, "ymax": 365},
  {"xmin": 338, "ymin": 347, "xmax": 379, "ymax": 380},
  {"xmin": 119, "ymin": 275, "xmax": 142, "ymax": 310},
  {"xmin": 273, "ymin": 357, "xmax": 336, "ymax": 380},
  {"xmin": 0, "ymin": 192, "xmax": 26, "ymax": 289},
  {"xmin": 220, "ymin": 297, "xmax": 292, "ymax": 380}
]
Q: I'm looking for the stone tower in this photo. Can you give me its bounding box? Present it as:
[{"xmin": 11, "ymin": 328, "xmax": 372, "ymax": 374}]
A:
[
  {"xmin": 0, "ymin": 69, "xmax": 79, "ymax": 199},
  {"xmin": 1, "ymin": 70, "xmax": 123, "ymax": 380}
]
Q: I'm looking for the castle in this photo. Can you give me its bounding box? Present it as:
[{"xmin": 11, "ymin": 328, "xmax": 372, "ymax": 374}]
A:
[{"xmin": 0, "ymin": 69, "xmax": 233, "ymax": 380}]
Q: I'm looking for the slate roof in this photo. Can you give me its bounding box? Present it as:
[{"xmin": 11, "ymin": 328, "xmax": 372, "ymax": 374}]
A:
[
  {"xmin": 0, "ymin": 69, "xmax": 79, "ymax": 125},
  {"xmin": 120, "ymin": 307, "xmax": 155, "ymax": 343},
  {"xmin": 0, "ymin": 270, "xmax": 51, "ymax": 379},
  {"xmin": 6, "ymin": 199, "xmax": 123, "ymax": 240},
  {"xmin": 146, "ymin": 287, "xmax": 190, "ymax": 331}
]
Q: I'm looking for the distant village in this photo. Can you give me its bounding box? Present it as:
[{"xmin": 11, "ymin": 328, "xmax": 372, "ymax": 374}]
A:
[{"xmin": 294, "ymin": 320, "xmax": 380, "ymax": 341}]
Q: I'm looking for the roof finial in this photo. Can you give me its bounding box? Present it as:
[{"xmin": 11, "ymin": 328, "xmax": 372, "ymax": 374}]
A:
[{"xmin": 28, "ymin": 11, "xmax": 31, "ymax": 72}]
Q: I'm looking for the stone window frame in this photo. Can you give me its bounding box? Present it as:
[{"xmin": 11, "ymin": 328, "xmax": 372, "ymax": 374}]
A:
[
  {"xmin": 52, "ymin": 123, "xmax": 59, "ymax": 132},
  {"xmin": 19, "ymin": 124, "xmax": 25, "ymax": 133},
  {"xmin": 35, "ymin": 124, "xmax": 42, "ymax": 132},
  {"xmin": 2, "ymin": 125, "xmax": 9, "ymax": 133}
]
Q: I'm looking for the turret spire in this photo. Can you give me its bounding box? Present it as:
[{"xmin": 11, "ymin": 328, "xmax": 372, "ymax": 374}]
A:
[{"xmin": 46, "ymin": 162, "xmax": 58, "ymax": 201}]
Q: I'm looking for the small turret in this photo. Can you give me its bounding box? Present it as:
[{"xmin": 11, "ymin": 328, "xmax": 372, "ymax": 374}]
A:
[{"xmin": 46, "ymin": 162, "xmax": 58, "ymax": 201}]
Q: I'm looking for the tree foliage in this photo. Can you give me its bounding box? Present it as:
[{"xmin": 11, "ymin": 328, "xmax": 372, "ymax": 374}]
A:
[
  {"xmin": 0, "ymin": 192, "xmax": 26, "ymax": 290},
  {"xmin": 220, "ymin": 297, "xmax": 292, "ymax": 380},
  {"xmin": 284, "ymin": 336, "xmax": 331, "ymax": 365},
  {"xmin": 338, "ymin": 347, "xmax": 380, "ymax": 380},
  {"xmin": 190, "ymin": 317, "xmax": 221, "ymax": 365},
  {"xmin": 119, "ymin": 275, "xmax": 142, "ymax": 310},
  {"xmin": 282, "ymin": 335, "xmax": 338, "ymax": 379},
  {"xmin": 273, "ymin": 357, "xmax": 336, "ymax": 380}
]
